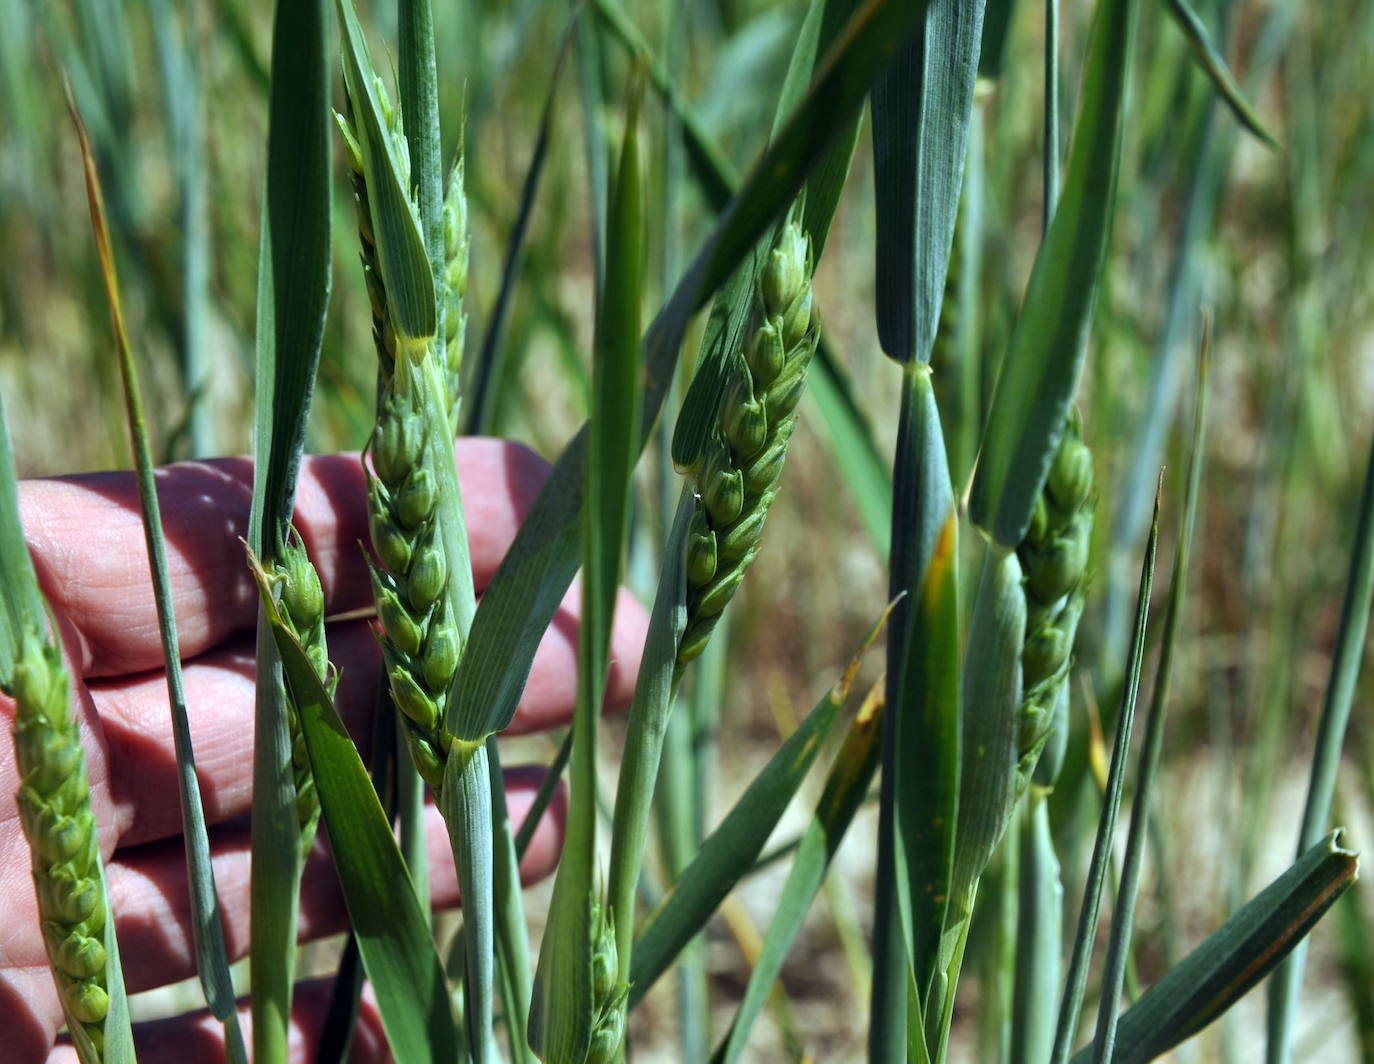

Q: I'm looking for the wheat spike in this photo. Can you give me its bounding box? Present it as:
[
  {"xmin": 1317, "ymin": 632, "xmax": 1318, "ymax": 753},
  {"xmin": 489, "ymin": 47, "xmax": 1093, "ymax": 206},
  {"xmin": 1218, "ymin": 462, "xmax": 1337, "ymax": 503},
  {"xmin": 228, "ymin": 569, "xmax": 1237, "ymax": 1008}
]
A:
[
  {"xmin": 678, "ymin": 216, "xmax": 820, "ymax": 666},
  {"xmin": 1016, "ymin": 410, "xmax": 1094, "ymax": 794},
  {"xmin": 10, "ymin": 625, "xmax": 111, "ymax": 1052},
  {"xmin": 267, "ymin": 527, "xmax": 333, "ymax": 853}
]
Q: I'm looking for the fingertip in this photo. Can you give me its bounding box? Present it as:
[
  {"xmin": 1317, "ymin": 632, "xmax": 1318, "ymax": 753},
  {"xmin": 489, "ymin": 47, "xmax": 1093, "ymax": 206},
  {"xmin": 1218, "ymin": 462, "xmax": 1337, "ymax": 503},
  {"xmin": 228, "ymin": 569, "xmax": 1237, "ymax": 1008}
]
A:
[{"xmin": 506, "ymin": 763, "xmax": 568, "ymax": 884}]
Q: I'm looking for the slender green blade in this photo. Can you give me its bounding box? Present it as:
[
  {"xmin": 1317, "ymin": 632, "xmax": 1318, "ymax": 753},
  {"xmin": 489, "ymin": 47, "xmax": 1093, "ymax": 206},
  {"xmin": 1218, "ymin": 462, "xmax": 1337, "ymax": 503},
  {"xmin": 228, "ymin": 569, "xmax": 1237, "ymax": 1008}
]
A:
[
  {"xmin": 465, "ymin": 33, "xmax": 572, "ymax": 437},
  {"xmin": 865, "ymin": 27, "xmax": 982, "ymax": 1038},
  {"xmin": 968, "ymin": 0, "xmax": 1140, "ymax": 546},
  {"xmin": 487, "ymin": 738, "xmax": 535, "ymax": 1063},
  {"xmin": 1092, "ymin": 334, "xmax": 1211, "ymax": 1062},
  {"xmin": 1164, "ymin": 0, "xmax": 1278, "ymax": 149},
  {"xmin": 628, "ymin": 610, "xmax": 889, "ymax": 1005},
  {"xmin": 397, "ymin": 0, "xmax": 445, "ymax": 350},
  {"xmin": 977, "ymin": 0, "xmax": 1017, "ymax": 77},
  {"xmin": 671, "ymin": 0, "xmax": 867, "ymax": 471},
  {"xmin": 1011, "ymin": 796, "xmax": 1062, "ymax": 1064},
  {"xmin": 255, "ymin": 567, "xmax": 461, "ymax": 1062},
  {"xmin": 449, "ymin": 0, "xmax": 929, "ymax": 744},
  {"xmin": 608, "ymin": 492, "xmax": 693, "ymax": 979},
  {"xmin": 714, "ymin": 686, "xmax": 884, "ymax": 1063},
  {"xmin": 884, "ymin": 365, "xmax": 961, "ymax": 1050},
  {"xmin": 529, "ymin": 87, "xmax": 643, "ymax": 1063},
  {"xmin": 0, "ymin": 402, "xmax": 44, "ymax": 683},
  {"xmin": 245, "ymin": 3, "xmax": 333, "ymax": 1057},
  {"xmin": 1267, "ymin": 413, "xmax": 1374, "ymax": 1057},
  {"xmin": 438, "ymin": 745, "xmax": 494, "ymax": 1062},
  {"xmin": 945, "ymin": 543, "xmax": 1024, "ymax": 933},
  {"xmin": 336, "ymin": 0, "xmax": 436, "ymax": 342},
  {"xmin": 69, "ymin": 87, "xmax": 247, "ymax": 1063},
  {"xmin": 1073, "ymin": 832, "xmax": 1359, "ymax": 1064},
  {"xmin": 1051, "ymin": 487, "xmax": 1162, "ymax": 1064},
  {"xmin": 589, "ymin": 0, "xmax": 736, "ymax": 209},
  {"xmin": 147, "ymin": 0, "xmax": 212, "ymax": 458},
  {"xmin": 248, "ymin": 0, "xmax": 332, "ymax": 547},
  {"xmin": 871, "ymin": 0, "xmax": 986, "ymax": 365}
]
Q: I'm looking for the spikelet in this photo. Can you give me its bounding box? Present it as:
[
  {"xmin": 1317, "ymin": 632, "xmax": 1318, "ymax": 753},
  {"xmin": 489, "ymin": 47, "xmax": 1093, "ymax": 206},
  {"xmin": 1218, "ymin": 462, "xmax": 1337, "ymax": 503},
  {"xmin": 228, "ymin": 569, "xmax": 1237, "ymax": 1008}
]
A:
[
  {"xmin": 1015, "ymin": 410, "xmax": 1094, "ymax": 794},
  {"xmin": 585, "ymin": 900, "xmax": 629, "ymax": 1064},
  {"xmin": 678, "ymin": 217, "xmax": 820, "ymax": 667},
  {"xmin": 440, "ymin": 156, "xmax": 469, "ymax": 426},
  {"xmin": 367, "ymin": 362, "xmax": 462, "ymax": 788},
  {"xmin": 268, "ymin": 528, "xmax": 333, "ymax": 852},
  {"xmin": 9, "ymin": 625, "xmax": 110, "ymax": 1052},
  {"xmin": 336, "ymin": 76, "xmax": 411, "ymax": 386}
]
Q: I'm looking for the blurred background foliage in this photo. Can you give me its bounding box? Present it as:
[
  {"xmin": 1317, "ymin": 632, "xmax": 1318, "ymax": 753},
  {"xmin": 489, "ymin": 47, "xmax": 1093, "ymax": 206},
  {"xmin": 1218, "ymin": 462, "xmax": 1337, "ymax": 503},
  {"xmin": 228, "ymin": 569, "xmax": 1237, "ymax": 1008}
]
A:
[{"xmin": 1, "ymin": 0, "xmax": 1372, "ymax": 1058}]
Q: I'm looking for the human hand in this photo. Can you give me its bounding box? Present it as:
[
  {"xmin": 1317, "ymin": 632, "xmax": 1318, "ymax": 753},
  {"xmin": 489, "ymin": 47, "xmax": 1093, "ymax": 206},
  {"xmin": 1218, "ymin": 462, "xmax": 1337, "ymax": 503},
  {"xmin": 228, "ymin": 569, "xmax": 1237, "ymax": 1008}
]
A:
[{"xmin": 0, "ymin": 440, "xmax": 647, "ymax": 1063}]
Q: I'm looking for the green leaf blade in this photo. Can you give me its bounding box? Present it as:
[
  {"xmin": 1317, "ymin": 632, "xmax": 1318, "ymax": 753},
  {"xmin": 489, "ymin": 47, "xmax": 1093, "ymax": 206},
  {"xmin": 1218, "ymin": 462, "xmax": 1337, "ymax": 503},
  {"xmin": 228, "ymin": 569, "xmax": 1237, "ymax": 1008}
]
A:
[
  {"xmin": 451, "ymin": 0, "xmax": 929, "ymax": 747},
  {"xmin": 260, "ymin": 577, "xmax": 461, "ymax": 1063},
  {"xmin": 1164, "ymin": 0, "xmax": 1279, "ymax": 149},
  {"xmin": 336, "ymin": 0, "xmax": 437, "ymax": 343},
  {"xmin": 967, "ymin": 0, "xmax": 1140, "ymax": 546},
  {"xmin": 715, "ymin": 686, "xmax": 885, "ymax": 1063},
  {"xmin": 1075, "ymin": 833, "xmax": 1358, "ymax": 1064},
  {"xmin": 628, "ymin": 612, "xmax": 888, "ymax": 1005},
  {"xmin": 871, "ymin": 0, "xmax": 986, "ymax": 365}
]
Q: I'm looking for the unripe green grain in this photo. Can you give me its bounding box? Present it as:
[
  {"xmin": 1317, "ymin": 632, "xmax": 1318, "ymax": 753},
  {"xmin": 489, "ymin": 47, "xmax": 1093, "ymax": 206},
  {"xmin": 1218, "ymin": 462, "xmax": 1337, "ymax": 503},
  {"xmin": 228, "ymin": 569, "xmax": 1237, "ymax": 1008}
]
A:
[
  {"xmin": 408, "ymin": 543, "xmax": 448, "ymax": 609},
  {"xmin": 397, "ymin": 469, "xmax": 437, "ymax": 528},
  {"xmin": 421, "ymin": 622, "xmax": 460, "ymax": 691},
  {"xmin": 686, "ymin": 512, "xmax": 718, "ymax": 586},
  {"xmin": 372, "ymin": 413, "xmax": 425, "ymax": 485},
  {"xmin": 374, "ymin": 580, "xmax": 423, "ymax": 655},
  {"xmin": 703, "ymin": 467, "xmax": 745, "ymax": 526},
  {"xmin": 746, "ymin": 322, "xmax": 786, "ymax": 385},
  {"xmin": 1047, "ymin": 430, "xmax": 1093, "ymax": 511},
  {"xmin": 725, "ymin": 388, "xmax": 768, "ymax": 457},
  {"xmin": 389, "ymin": 657, "xmax": 441, "ymax": 735},
  {"xmin": 719, "ymin": 495, "xmax": 773, "ymax": 561}
]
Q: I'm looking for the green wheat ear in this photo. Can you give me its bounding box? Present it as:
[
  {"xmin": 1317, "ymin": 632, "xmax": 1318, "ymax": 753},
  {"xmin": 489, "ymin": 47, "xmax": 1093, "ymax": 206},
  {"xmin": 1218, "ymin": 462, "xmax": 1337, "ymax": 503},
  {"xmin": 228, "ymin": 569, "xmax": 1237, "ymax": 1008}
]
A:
[
  {"xmin": 679, "ymin": 215, "xmax": 820, "ymax": 667},
  {"xmin": 585, "ymin": 898, "xmax": 629, "ymax": 1064},
  {"xmin": 1016, "ymin": 409, "xmax": 1094, "ymax": 794},
  {"xmin": 10, "ymin": 623, "xmax": 111, "ymax": 1053},
  {"xmin": 440, "ymin": 153, "xmax": 469, "ymax": 426},
  {"xmin": 266, "ymin": 527, "xmax": 333, "ymax": 855}
]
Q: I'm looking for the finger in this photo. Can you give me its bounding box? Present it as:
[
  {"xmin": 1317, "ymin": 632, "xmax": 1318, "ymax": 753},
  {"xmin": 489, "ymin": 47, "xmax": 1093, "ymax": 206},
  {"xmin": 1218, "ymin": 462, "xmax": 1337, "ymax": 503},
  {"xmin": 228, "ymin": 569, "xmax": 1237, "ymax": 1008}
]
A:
[
  {"xmin": 0, "ymin": 616, "xmax": 120, "ymax": 1064},
  {"xmin": 48, "ymin": 977, "xmax": 390, "ymax": 1064},
  {"xmin": 95, "ymin": 621, "xmax": 378, "ymax": 849},
  {"xmin": 93, "ymin": 583, "xmax": 646, "ymax": 848},
  {"xmin": 106, "ymin": 765, "xmax": 565, "ymax": 994},
  {"xmin": 5, "ymin": 765, "xmax": 562, "ymax": 1064},
  {"xmin": 20, "ymin": 440, "xmax": 550, "ymax": 678}
]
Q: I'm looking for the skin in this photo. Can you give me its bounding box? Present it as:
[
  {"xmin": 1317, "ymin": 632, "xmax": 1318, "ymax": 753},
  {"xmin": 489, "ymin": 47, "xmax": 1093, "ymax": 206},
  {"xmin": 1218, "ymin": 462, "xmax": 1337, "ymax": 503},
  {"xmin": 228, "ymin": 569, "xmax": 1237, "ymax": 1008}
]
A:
[{"xmin": 0, "ymin": 440, "xmax": 648, "ymax": 1063}]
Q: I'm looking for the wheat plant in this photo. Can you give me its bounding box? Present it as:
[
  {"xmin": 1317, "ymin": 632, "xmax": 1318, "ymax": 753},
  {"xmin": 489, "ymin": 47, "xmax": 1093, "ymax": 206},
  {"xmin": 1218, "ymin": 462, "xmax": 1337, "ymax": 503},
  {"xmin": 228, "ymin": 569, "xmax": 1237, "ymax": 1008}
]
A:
[{"xmin": 0, "ymin": 0, "xmax": 1371, "ymax": 1061}]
